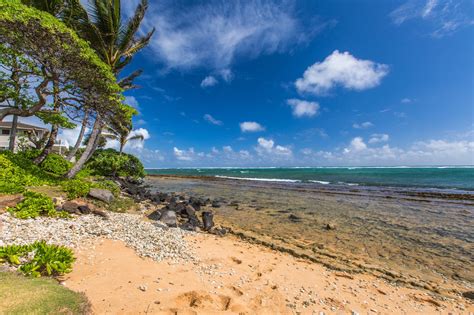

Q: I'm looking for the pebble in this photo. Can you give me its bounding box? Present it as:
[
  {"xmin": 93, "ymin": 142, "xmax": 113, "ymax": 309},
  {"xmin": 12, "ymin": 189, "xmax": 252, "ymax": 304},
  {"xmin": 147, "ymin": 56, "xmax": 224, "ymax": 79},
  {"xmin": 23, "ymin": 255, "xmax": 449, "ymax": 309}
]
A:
[{"xmin": 0, "ymin": 212, "xmax": 196, "ymax": 263}]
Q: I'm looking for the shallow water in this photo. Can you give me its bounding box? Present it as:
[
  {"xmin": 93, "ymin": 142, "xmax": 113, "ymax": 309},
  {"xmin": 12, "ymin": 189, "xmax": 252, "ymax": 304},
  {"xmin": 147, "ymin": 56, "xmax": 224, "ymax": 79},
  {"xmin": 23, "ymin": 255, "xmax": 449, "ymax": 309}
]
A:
[{"xmin": 145, "ymin": 176, "xmax": 474, "ymax": 294}]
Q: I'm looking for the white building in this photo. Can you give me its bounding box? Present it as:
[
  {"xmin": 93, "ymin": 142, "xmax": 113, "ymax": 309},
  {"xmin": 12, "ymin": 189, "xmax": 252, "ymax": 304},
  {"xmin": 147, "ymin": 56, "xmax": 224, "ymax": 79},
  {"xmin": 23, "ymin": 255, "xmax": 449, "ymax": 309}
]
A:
[{"xmin": 0, "ymin": 122, "xmax": 68, "ymax": 154}]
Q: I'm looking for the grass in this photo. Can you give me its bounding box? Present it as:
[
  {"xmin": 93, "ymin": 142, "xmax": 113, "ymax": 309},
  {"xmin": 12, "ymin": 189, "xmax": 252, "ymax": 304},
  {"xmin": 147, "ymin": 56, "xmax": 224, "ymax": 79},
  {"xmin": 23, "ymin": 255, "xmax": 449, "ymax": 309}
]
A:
[{"xmin": 0, "ymin": 272, "xmax": 91, "ymax": 314}]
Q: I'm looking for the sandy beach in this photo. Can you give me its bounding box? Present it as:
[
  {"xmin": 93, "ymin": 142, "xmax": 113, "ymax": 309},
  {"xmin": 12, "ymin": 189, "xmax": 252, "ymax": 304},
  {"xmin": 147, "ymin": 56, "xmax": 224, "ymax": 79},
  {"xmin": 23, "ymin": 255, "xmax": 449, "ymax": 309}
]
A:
[{"xmin": 65, "ymin": 236, "xmax": 473, "ymax": 314}]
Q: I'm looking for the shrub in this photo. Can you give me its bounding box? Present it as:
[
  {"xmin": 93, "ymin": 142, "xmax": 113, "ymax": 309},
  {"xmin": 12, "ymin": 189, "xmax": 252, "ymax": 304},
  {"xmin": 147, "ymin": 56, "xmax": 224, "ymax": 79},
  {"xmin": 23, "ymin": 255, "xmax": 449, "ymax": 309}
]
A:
[
  {"xmin": 0, "ymin": 241, "xmax": 75, "ymax": 277},
  {"xmin": 0, "ymin": 154, "xmax": 41, "ymax": 193},
  {"xmin": 7, "ymin": 191, "xmax": 69, "ymax": 219},
  {"xmin": 86, "ymin": 149, "xmax": 145, "ymax": 178},
  {"xmin": 40, "ymin": 154, "xmax": 72, "ymax": 175},
  {"xmin": 61, "ymin": 179, "xmax": 91, "ymax": 199}
]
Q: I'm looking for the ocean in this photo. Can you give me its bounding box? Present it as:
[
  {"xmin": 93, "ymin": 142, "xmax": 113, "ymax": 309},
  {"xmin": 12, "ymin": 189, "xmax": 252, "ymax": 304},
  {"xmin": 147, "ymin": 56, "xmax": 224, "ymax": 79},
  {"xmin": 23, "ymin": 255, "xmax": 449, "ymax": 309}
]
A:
[{"xmin": 146, "ymin": 166, "xmax": 474, "ymax": 191}]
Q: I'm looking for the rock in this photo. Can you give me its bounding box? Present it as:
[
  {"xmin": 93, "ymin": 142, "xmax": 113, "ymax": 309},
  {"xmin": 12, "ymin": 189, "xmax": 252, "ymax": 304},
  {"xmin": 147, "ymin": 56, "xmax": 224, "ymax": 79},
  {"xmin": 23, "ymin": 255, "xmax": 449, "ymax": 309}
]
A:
[
  {"xmin": 185, "ymin": 205, "xmax": 196, "ymax": 217},
  {"xmin": 202, "ymin": 211, "xmax": 214, "ymax": 231},
  {"xmin": 288, "ymin": 214, "xmax": 302, "ymax": 222},
  {"xmin": 211, "ymin": 200, "xmax": 221, "ymax": 208},
  {"xmin": 326, "ymin": 223, "xmax": 336, "ymax": 230},
  {"xmin": 78, "ymin": 205, "xmax": 92, "ymax": 214},
  {"xmin": 0, "ymin": 194, "xmax": 23, "ymax": 212},
  {"xmin": 462, "ymin": 291, "xmax": 474, "ymax": 300},
  {"xmin": 160, "ymin": 210, "xmax": 177, "ymax": 228},
  {"xmin": 209, "ymin": 226, "xmax": 227, "ymax": 236},
  {"xmin": 88, "ymin": 188, "xmax": 114, "ymax": 203},
  {"xmin": 91, "ymin": 209, "xmax": 109, "ymax": 219},
  {"xmin": 138, "ymin": 285, "xmax": 147, "ymax": 292},
  {"xmin": 147, "ymin": 210, "xmax": 162, "ymax": 221},
  {"xmin": 62, "ymin": 201, "xmax": 80, "ymax": 214}
]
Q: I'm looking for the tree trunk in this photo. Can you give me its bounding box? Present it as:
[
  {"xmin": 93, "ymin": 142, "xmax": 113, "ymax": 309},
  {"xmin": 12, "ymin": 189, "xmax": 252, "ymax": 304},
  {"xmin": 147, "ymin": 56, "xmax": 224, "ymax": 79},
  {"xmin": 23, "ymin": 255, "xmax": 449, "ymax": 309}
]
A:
[
  {"xmin": 8, "ymin": 115, "xmax": 18, "ymax": 152},
  {"xmin": 33, "ymin": 124, "xmax": 59, "ymax": 164},
  {"xmin": 66, "ymin": 110, "xmax": 89, "ymax": 161},
  {"xmin": 65, "ymin": 115, "xmax": 102, "ymax": 179},
  {"xmin": 34, "ymin": 79, "xmax": 60, "ymax": 164}
]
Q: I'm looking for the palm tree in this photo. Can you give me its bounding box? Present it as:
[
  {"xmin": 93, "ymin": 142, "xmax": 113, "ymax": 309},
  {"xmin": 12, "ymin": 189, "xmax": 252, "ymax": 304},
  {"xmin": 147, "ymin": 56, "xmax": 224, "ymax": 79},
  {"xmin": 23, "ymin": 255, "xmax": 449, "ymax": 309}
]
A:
[
  {"xmin": 106, "ymin": 127, "xmax": 145, "ymax": 154},
  {"xmin": 65, "ymin": 0, "xmax": 154, "ymax": 178}
]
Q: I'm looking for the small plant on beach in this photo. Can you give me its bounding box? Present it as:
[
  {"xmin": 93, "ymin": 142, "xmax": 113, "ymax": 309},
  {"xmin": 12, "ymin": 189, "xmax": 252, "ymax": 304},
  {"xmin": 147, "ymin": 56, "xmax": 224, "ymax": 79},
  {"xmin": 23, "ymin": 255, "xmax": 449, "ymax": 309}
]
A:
[
  {"xmin": 40, "ymin": 154, "xmax": 72, "ymax": 175},
  {"xmin": 7, "ymin": 191, "xmax": 69, "ymax": 219},
  {"xmin": 61, "ymin": 179, "xmax": 91, "ymax": 199},
  {"xmin": 0, "ymin": 154, "xmax": 43, "ymax": 193},
  {"xmin": 0, "ymin": 241, "xmax": 75, "ymax": 277}
]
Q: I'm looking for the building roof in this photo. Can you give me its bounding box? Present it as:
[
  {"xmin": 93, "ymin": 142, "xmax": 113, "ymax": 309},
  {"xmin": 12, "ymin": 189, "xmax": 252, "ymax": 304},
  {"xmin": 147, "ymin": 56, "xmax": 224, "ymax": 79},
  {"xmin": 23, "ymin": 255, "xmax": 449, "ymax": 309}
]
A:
[{"xmin": 0, "ymin": 121, "xmax": 48, "ymax": 131}]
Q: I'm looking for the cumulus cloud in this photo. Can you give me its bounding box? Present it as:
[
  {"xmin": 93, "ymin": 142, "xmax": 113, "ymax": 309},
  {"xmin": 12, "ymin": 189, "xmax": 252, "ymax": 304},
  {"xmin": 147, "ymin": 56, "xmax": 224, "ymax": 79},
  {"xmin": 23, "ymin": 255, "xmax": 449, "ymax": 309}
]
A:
[
  {"xmin": 203, "ymin": 114, "xmax": 223, "ymax": 126},
  {"xmin": 353, "ymin": 121, "xmax": 374, "ymax": 129},
  {"xmin": 173, "ymin": 147, "xmax": 195, "ymax": 161},
  {"xmin": 139, "ymin": 0, "xmax": 322, "ymax": 71},
  {"xmin": 57, "ymin": 125, "xmax": 88, "ymax": 148},
  {"xmin": 344, "ymin": 137, "xmax": 368, "ymax": 153},
  {"xmin": 301, "ymin": 136, "xmax": 474, "ymax": 166},
  {"xmin": 389, "ymin": 0, "xmax": 474, "ymax": 37},
  {"xmin": 256, "ymin": 137, "xmax": 292, "ymax": 157},
  {"xmin": 200, "ymin": 76, "xmax": 218, "ymax": 88},
  {"xmin": 369, "ymin": 133, "xmax": 390, "ymax": 144},
  {"xmin": 295, "ymin": 50, "xmax": 389, "ymax": 95},
  {"xmin": 239, "ymin": 121, "xmax": 265, "ymax": 132},
  {"xmin": 286, "ymin": 99, "xmax": 320, "ymax": 117}
]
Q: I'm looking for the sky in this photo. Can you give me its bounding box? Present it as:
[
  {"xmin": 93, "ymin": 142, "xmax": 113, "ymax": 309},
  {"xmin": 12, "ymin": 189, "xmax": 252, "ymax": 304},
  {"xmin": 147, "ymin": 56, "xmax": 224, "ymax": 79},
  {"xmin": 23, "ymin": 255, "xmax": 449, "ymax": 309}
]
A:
[{"xmin": 28, "ymin": 0, "xmax": 474, "ymax": 167}]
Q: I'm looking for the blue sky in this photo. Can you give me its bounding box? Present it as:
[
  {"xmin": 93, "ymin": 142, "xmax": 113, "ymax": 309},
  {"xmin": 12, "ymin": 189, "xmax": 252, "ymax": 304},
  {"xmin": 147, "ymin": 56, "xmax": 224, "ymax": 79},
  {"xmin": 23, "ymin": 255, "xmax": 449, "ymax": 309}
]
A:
[{"xmin": 69, "ymin": 0, "xmax": 474, "ymax": 167}]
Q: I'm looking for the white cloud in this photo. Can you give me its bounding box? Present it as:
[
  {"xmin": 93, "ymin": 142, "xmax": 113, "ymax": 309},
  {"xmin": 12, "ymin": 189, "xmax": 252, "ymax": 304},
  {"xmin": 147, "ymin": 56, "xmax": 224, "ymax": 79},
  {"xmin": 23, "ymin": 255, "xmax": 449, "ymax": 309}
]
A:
[
  {"xmin": 173, "ymin": 147, "xmax": 195, "ymax": 161},
  {"xmin": 401, "ymin": 98, "xmax": 412, "ymax": 104},
  {"xmin": 136, "ymin": 119, "xmax": 147, "ymax": 125},
  {"xmin": 286, "ymin": 99, "xmax": 320, "ymax": 117},
  {"xmin": 344, "ymin": 137, "xmax": 367, "ymax": 153},
  {"xmin": 295, "ymin": 50, "xmax": 389, "ymax": 95},
  {"xmin": 220, "ymin": 69, "xmax": 234, "ymax": 82},
  {"xmin": 203, "ymin": 114, "xmax": 223, "ymax": 126},
  {"xmin": 390, "ymin": 0, "xmax": 474, "ymax": 37},
  {"xmin": 353, "ymin": 121, "xmax": 374, "ymax": 129},
  {"xmin": 200, "ymin": 76, "xmax": 218, "ymax": 88},
  {"xmin": 369, "ymin": 133, "xmax": 390, "ymax": 144},
  {"xmin": 140, "ymin": 0, "xmax": 322, "ymax": 71},
  {"xmin": 256, "ymin": 137, "xmax": 292, "ymax": 157},
  {"xmin": 239, "ymin": 121, "xmax": 265, "ymax": 132},
  {"xmin": 223, "ymin": 145, "xmax": 233, "ymax": 153}
]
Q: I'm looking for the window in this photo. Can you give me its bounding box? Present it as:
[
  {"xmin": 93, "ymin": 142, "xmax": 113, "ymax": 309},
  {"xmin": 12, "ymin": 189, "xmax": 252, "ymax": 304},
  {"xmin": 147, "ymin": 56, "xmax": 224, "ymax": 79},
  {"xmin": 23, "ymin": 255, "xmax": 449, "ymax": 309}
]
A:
[{"xmin": 1, "ymin": 129, "xmax": 10, "ymax": 135}]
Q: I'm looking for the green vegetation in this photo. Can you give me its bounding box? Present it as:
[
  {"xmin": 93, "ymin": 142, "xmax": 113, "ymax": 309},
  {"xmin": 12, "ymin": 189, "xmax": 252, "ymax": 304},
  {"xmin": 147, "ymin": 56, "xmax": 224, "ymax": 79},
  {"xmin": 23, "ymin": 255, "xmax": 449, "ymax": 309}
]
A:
[
  {"xmin": 0, "ymin": 153, "xmax": 45, "ymax": 194},
  {"xmin": 0, "ymin": 272, "xmax": 90, "ymax": 314},
  {"xmin": 87, "ymin": 148, "xmax": 145, "ymax": 178},
  {"xmin": 61, "ymin": 179, "xmax": 91, "ymax": 199},
  {"xmin": 0, "ymin": 241, "xmax": 75, "ymax": 277},
  {"xmin": 40, "ymin": 153, "xmax": 72, "ymax": 175},
  {"xmin": 7, "ymin": 191, "xmax": 69, "ymax": 219}
]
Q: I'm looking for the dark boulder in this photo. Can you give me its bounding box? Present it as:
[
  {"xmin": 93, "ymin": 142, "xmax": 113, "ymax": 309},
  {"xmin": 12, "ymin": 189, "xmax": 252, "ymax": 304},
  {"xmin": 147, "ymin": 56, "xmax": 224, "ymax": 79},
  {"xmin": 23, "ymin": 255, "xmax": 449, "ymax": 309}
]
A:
[
  {"xmin": 160, "ymin": 210, "xmax": 177, "ymax": 227},
  {"xmin": 147, "ymin": 209, "xmax": 162, "ymax": 221},
  {"xmin": 185, "ymin": 205, "xmax": 196, "ymax": 217},
  {"xmin": 202, "ymin": 211, "xmax": 214, "ymax": 231},
  {"xmin": 211, "ymin": 201, "xmax": 221, "ymax": 208},
  {"xmin": 78, "ymin": 205, "xmax": 92, "ymax": 214},
  {"xmin": 62, "ymin": 201, "xmax": 80, "ymax": 214},
  {"xmin": 462, "ymin": 291, "xmax": 474, "ymax": 300}
]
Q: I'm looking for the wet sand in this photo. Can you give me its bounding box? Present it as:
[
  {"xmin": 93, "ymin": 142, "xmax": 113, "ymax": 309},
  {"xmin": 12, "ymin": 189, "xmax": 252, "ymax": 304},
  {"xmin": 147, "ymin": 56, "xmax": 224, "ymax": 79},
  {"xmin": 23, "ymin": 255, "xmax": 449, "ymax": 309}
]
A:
[
  {"xmin": 65, "ymin": 237, "xmax": 473, "ymax": 314},
  {"xmin": 144, "ymin": 176, "xmax": 474, "ymax": 297}
]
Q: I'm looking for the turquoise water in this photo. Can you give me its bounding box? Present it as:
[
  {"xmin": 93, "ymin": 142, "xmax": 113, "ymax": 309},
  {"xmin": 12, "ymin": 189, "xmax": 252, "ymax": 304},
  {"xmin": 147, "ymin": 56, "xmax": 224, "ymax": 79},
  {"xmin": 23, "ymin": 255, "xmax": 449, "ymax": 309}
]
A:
[{"xmin": 146, "ymin": 167, "xmax": 474, "ymax": 190}]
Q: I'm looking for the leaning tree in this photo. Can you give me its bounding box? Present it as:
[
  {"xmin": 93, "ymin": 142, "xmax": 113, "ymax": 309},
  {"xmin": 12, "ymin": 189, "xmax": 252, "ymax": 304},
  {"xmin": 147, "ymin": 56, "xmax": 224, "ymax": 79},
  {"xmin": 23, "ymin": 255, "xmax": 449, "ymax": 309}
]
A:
[{"xmin": 0, "ymin": 0, "xmax": 125, "ymax": 171}]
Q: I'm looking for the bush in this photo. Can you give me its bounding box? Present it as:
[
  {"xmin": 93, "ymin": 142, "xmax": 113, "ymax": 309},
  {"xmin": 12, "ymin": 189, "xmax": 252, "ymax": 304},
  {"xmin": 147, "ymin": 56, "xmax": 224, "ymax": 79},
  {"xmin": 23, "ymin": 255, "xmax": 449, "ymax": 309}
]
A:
[
  {"xmin": 0, "ymin": 154, "xmax": 42, "ymax": 193},
  {"xmin": 61, "ymin": 179, "xmax": 91, "ymax": 199},
  {"xmin": 40, "ymin": 153, "xmax": 72, "ymax": 175},
  {"xmin": 7, "ymin": 191, "xmax": 69, "ymax": 219},
  {"xmin": 86, "ymin": 149, "xmax": 145, "ymax": 178},
  {"xmin": 0, "ymin": 241, "xmax": 75, "ymax": 277}
]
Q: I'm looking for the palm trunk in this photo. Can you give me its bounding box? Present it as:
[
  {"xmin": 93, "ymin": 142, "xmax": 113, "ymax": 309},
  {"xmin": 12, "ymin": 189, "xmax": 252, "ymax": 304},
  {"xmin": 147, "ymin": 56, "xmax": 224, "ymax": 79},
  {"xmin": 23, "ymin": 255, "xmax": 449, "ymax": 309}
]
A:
[
  {"xmin": 33, "ymin": 124, "xmax": 59, "ymax": 164},
  {"xmin": 8, "ymin": 115, "xmax": 18, "ymax": 152},
  {"xmin": 66, "ymin": 110, "xmax": 89, "ymax": 162},
  {"xmin": 65, "ymin": 115, "xmax": 102, "ymax": 179}
]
